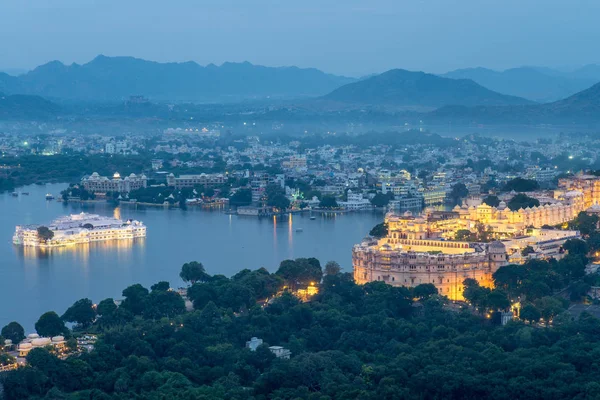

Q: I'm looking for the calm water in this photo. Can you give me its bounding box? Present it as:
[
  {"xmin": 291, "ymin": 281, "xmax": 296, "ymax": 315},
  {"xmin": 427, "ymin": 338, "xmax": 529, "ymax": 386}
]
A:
[{"xmin": 0, "ymin": 183, "xmax": 382, "ymax": 330}]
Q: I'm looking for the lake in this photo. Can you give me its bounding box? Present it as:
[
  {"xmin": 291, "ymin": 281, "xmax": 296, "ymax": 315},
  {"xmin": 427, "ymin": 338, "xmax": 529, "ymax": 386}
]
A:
[{"xmin": 0, "ymin": 183, "xmax": 382, "ymax": 330}]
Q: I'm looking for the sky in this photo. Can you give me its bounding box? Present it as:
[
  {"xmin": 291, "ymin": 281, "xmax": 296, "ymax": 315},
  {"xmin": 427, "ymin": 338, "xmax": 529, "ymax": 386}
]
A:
[{"xmin": 1, "ymin": 0, "xmax": 599, "ymax": 77}]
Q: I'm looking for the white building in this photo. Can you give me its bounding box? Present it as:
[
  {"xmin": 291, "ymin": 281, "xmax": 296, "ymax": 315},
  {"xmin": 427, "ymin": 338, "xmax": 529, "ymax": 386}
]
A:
[
  {"xmin": 13, "ymin": 213, "xmax": 146, "ymax": 247},
  {"xmin": 82, "ymin": 172, "xmax": 147, "ymax": 194},
  {"xmin": 339, "ymin": 191, "xmax": 372, "ymax": 210}
]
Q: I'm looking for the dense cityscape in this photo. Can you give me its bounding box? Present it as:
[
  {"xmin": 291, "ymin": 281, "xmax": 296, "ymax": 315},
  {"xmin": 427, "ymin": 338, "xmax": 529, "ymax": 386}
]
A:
[{"xmin": 4, "ymin": 1, "xmax": 600, "ymax": 399}]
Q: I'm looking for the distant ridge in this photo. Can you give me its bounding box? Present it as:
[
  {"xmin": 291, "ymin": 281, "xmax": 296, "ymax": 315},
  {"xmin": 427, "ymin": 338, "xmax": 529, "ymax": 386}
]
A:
[
  {"xmin": 0, "ymin": 92, "xmax": 60, "ymax": 119},
  {"xmin": 0, "ymin": 55, "xmax": 356, "ymax": 102},
  {"xmin": 322, "ymin": 69, "xmax": 533, "ymax": 108},
  {"xmin": 428, "ymin": 81, "xmax": 600, "ymax": 124},
  {"xmin": 442, "ymin": 66, "xmax": 598, "ymax": 103}
]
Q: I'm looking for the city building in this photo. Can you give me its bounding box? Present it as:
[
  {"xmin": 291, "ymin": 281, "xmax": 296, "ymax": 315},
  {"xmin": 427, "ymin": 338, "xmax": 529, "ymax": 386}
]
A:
[
  {"xmin": 166, "ymin": 173, "xmax": 226, "ymax": 189},
  {"xmin": 82, "ymin": 172, "xmax": 147, "ymax": 194},
  {"xmin": 338, "ymin": 191, "xmax": 372, "ymax": 210}
]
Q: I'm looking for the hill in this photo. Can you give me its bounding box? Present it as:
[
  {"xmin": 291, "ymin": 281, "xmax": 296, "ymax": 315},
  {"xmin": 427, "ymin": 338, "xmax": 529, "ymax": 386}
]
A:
[
  {"xmin": 322, "ymin": 69, "xmax": 533, "ymax": 109},
  {"xmin": 428, "ymin": 81, "xmax": 600, "ymax": 124},
  {"xmin": 0, "ymin": 92, "xmax": 60, "ymax": 119},
  {"xmin": 442, "ymin": 66, "xmax": 596, "ymax": 103},
  {"xmin": 0, "ymin": 55, "xmax": 355, "ymax": 102}
]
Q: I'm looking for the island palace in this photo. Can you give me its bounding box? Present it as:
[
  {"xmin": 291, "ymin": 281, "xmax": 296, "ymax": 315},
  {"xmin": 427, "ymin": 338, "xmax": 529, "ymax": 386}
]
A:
[{"xmin": 13, "ymin": 212, "xmax": 146, "ymax": 247}]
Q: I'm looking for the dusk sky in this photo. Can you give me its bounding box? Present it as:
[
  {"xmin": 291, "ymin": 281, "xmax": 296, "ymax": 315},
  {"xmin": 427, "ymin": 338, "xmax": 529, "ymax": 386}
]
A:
[{"xmin": 1, "ymin": 0, "xmax": 599, "ymax": 76}]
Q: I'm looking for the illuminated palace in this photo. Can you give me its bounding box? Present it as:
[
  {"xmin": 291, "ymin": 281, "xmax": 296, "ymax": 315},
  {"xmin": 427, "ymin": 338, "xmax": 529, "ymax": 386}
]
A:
[
  {"xmin": 353, "ymin": 174, "xmax": 600, "ymax": 300},
  {"xmin": 353, "ymin": 212, "xmax": 508, "ymax": 300},
  {"xmin": 13, "ymin": 212, "xmax": 146, "ymax": 247}
]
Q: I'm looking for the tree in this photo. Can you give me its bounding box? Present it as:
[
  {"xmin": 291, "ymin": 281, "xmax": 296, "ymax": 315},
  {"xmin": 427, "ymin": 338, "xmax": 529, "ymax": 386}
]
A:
[
  {"xmin": 371, "ymin": 193, "xmax": 392, "ymax": 207},
  {"xmin": 412, "ymin": 284, "xmax": 438, "ymax": 300},
  {"xmin": 180, "ymin": 261, "xmax": 210, "ymax": 284},
  {"xmin": 503, "ymin": 178, "xmax": 539, "ymax": 192},
  {"xmin": 35, "ymin": 311, "xmax": 67, "ymax": 337},
  {"xmin": 61, "ymin": 298, "xmax": 96, "ymax": 328},
  {"xmin": 369, "ymin": 222, "xmax": 388, "ymax": 238},
  {"xmin": 521, "ymin": 246, "xmax": 535, "ymax": 257},
  {"xmin": 455, "ymin": 229, "xmax": 473, "ymax": 241},
  {"xmin": 324, "ymin": 261, "xmax": 341, "ymax": 276},
  {"xmin": 319, "ymin": 196, "xmax": 338, "ymax": 209},
  {"xmin": 563, "ymin": 238, "xmax": 589, "ymax": 256},
  {"xmin": 449, "ymin": 183, "xmax": 469, "ymax": 205},
  {"xmin": 276, "ymin": 258, "xmax": 323, "ymax": 290},
  {"xmin": 463, "ymin": 278, "xmax": 491, "ymax": 310},
  {"xmin": 482, "ymin": 195, "xmax": 500, "ymax": 207},
  {"xmin": 570, "ymin": 281, "xmax": 591, "ymax": 302},
  {"xmin": 96, "ymin": 298, "xmax": 117, "ymax": 317},
  {"xmin": 230, "ymin": 189, "xmax": 252, "ymax": 206},
  {"xmin": 569, "ymin": 212, "xmax": 599, "ymax": 236},
  {"xmin": 520, "ymin": 304, "xmax": 541, "ymax": 323},
  {"xmin": 37, "ymin": 226, "xmax": 54, "ymax": 243},
  {"xmin": 507, "ymin": 193, "xmax": 540, "ymax": 211},
  {"xmin": 150, "ymin": 281, "xmax": 170, "ymax": 292},
  {"xmin": 534, "ymin": 296, "xmax": 565, "ymax": 321},
  {"xmin": 486, "ymin": 289, "xmax": 510, "ymax": 310},
  {"xmin": 1, "ymin": 321, "xmax": 25, "ymax": 343},
  {"xmin": 121, "ymin": 284, "xmax": 149, "ymax": 315}
]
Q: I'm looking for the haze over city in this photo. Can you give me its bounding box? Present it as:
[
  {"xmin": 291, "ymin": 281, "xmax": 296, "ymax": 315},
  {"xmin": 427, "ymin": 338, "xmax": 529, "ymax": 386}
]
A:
[
  {"xmin": 5, "ymin": 2, "xmax": 600, "ymax": 399},
  {"xmin": 2, "ymin": 0, "xmax": 600, "ymax": 76}
]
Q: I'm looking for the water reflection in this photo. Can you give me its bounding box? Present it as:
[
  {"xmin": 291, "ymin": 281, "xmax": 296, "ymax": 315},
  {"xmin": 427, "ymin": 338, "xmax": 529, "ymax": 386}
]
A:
[{"xmin": 14, "ymin": 238, "xmax": 144, "ymax": 263}]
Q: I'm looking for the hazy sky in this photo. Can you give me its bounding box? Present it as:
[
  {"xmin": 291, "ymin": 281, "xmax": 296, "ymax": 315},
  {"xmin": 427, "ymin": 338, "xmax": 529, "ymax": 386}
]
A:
[{"xmin": 1, "ymin": 0, "xmax": 599, "ymax": 76}]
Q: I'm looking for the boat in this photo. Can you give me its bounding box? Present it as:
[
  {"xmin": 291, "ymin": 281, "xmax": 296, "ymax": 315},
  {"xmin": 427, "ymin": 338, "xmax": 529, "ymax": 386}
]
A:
[
  {"xmin": 11, "ymin": 192, "xmax": 18, "ymax": 197},
  {"xmin": 45, "ymin": 194, "xmax": 54, "ymax": 200},
  {"xmin": 21, "ymin": 192, "xmax": 29, "ymax": 196},
  {"xmin": 296, "ymin": 228, "xmax": 304, "ymax": 232},
  {"xmin": 310, "ymin": 216, "xmax": 316, "ymax": 220}
]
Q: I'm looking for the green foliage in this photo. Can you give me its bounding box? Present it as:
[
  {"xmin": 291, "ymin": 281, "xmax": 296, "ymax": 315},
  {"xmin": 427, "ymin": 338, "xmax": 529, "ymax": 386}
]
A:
[
  {"xmin": 482, "ymin": 195, "xmax": 500, "ymax": 207},
  {"xmin": 276, "ymin": 258, "xmax": 323, "ymax": 290},
  {"xmin": 449, "ymin": 183, "xmax": 469, "ymax": 204},
  {"xmin": 569, "ymin": 212, "xmax": 600, "ymax": 236},
  {"xmin": 35, "ymin": 311, "xmax": 68, "ymax": 337},
  {"xmin": 369, "ymin": 222, "xmax": 388, "ymax": 238},
  {"xmin": 319, "ymin": 195, "xmax": 338, "ymax": 209},
  {"xmin": 61, "ymin": 298, "xmax": 97, "ymax": 329},
  {"xmin": 36, "ymin": 226, "xmax": 54, "ymax": 243},
  {"xmin": 324, "ymin": 261, "xmax": 341, "ymax": 276},
  {"xmin": 507, "ymin": 193, "xmax": 540, "ymax": 211},
  {"xmin": 180, "ymin": 261, "xmax": 210, "ymax": 284},
  {"xmin": 9, "ymin": 263, "xmax": 600, "ymax": 399},
  {"xmin": 1, "ymin": 321, "xmax": 25, "ymax": 343},
  {"xmin": 503, "ymin": 177, "xmax": 540, "ymax": 192},
  {"xmin": 563, "ymin": 238, "xmax": 589, "ymax": 255},
  {"xmin": 229, "ymin": 188, "xmax": 252, "ymax": 206},
  {"xmin": 370, "ymin": 192, "xmax": 393, "ymax": 207},
  {"xmin": 493, "ymin": 256, "xmax": 588, "ymax": 303},
  {"xmin": 521, "ymin": 245, "xmax": 535, "ymax": 257},
  {"xmin": 520, "ymin": 304, "xmax": 541, "ymax": 323}
]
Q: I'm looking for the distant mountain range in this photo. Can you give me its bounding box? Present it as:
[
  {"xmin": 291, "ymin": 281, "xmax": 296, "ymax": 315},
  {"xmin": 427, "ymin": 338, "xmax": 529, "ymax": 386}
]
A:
[
  {"xmin": 429, "ymin": 81, "xmax": 600, "ymax": 124},
  {"xmin": 322, "ymin": 69, "xmax": 533, "ymax": 109},
  {"xmin": 442, "ymin": 66, "xmax": 600, "ymax": 103},
  {"xmin": 0, "ymin": 55, "xmax": 355, "ymax": 102}
]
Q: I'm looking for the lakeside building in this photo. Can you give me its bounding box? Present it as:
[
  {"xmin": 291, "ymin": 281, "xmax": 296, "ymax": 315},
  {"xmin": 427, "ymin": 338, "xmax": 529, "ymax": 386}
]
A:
[
  {"xmin": 338, "ymin": 191, "xmax": 372, "ymax": 210},
  {"xmin": 166, "ymin": 173, "xmax": 226, "ymax": 189},
  {"xmin": 353, "ymin": 212, "xmax": 508, "ymax": 300},
  {"xmin": 13, "ymin": 212, "xmax": 146, "ymax": 247},
  {"xmin": 82, "ymin": 172, "xmax": 147, "ymax": 194},
  {"xmin": 17, "ymin": 334, "xmax": 65, "ymax": 357},
  {"xmin": 353, "ymin": 204, "xmax": 584, "ymax": 300}
]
